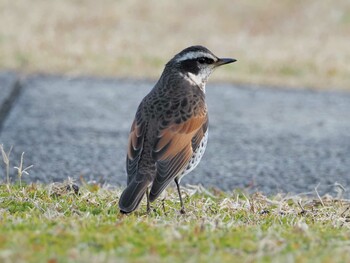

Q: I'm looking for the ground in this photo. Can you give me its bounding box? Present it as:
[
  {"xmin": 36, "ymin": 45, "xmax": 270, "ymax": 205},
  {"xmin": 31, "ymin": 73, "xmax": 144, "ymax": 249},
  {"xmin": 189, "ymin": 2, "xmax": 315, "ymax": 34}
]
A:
[{"xmin": 0, "ymin": 182, "xmax": 349, "ymax": 263}]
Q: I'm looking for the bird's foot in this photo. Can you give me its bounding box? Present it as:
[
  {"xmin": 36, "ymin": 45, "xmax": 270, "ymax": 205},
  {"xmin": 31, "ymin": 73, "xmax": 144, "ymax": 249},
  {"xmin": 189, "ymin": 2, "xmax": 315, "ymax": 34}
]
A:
[
  {"xmin": 147, "ymin": 204, "xmax": 151, "ymax": 214},
  {"xmin": 180, "ymin": 207, "xmax": 186, "ymax": 214}
]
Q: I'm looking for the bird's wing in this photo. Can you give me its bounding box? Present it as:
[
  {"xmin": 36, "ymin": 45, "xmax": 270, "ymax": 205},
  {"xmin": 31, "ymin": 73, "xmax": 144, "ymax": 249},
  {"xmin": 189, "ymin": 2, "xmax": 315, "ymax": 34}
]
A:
[
  {"xmin": 126, "ymin": 117, "xmax": 146, "ymax": 185},
  {"xmin": 150, "ymin": 115, "xmax": 208, "ymax": 200}
]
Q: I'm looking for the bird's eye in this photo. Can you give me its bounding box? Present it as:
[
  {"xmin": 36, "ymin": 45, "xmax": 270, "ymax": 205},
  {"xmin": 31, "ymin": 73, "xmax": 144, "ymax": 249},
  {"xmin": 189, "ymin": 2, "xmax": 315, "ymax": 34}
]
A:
[
  {"xmin": 197, "ymin": 57, "xmax": 214, "ymax": 64},
  {"xmin": 197, "ymin": 57, "xmax": 207, "ymax": 64}
]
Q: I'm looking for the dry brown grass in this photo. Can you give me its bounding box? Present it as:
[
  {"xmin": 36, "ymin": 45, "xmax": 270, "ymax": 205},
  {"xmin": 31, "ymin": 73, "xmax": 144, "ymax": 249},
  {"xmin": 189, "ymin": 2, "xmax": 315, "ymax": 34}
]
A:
[{"xmin": 0, "ymin": 0, "xmax": 349, "ymax": 90}]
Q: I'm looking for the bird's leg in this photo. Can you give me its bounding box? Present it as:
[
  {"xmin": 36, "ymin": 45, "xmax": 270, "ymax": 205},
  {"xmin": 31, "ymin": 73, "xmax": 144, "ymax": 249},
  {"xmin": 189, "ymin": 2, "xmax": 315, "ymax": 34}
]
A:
[
  {"xmin": 146, "ymin": 188, "xmax": 150, "ymax": 214},
  {"xmin": 162, "ymin": 199, "xmax": 167, "ymax": 215},
  {"xmin": 174, "ymin": 178, "xmax": 185, "ymax": 214},
  {"xmin": 146, "ymin": 187, "xmax": 151, "ymax": 214}
]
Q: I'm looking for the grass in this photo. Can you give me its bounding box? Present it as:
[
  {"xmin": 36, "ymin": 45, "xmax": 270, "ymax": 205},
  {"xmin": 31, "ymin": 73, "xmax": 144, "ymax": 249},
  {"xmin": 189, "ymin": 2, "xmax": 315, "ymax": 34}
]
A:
[
  {"xmin": 0, "ymin": 0, "xmax": 350, "ymax": 90},
  {"xmin": 0, "ymin": 180, "xmax": 350, "ymax": 263}
]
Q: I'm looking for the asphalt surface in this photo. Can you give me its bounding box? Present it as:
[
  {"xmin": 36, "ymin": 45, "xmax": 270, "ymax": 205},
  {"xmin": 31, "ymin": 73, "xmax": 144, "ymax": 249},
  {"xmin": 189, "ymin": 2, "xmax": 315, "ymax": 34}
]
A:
[{"xmin": 0, "ymin": 73, "xmax": 350, "ymax": 197}]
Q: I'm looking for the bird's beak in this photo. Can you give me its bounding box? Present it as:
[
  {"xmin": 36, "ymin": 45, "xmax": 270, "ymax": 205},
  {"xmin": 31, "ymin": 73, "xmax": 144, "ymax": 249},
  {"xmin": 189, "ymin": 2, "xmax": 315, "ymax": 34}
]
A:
[{"xmin": 215, "ymin": 58, "xmax": 237, "ymax": 67}]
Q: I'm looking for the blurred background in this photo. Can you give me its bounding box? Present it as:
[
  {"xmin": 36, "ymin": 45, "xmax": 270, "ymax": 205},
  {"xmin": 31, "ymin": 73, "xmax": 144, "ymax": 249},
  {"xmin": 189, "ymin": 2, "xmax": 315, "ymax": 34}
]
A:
[{"xmin": 0, "ymin": 0, "xmax": 349, "ymax": 90}]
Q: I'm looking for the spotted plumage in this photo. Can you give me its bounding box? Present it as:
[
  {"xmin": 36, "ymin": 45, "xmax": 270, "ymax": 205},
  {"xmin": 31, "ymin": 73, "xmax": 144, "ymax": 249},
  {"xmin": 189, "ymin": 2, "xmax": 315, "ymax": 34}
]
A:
[{"xmin": 119, "ymin": 45, "xmax": 236, "ymax": 214}]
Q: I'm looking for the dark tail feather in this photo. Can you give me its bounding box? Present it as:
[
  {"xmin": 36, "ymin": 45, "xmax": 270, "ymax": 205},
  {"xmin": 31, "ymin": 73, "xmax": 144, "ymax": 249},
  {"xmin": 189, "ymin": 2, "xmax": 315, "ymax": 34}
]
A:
[{"xmin": 119, "ymin": 179, "xmax": 150, "ymax": 213}]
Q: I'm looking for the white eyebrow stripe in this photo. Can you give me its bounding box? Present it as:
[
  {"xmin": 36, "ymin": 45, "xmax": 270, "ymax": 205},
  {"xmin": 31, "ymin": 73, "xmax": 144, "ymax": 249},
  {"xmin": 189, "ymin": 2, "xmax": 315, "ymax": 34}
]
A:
[{"xmin": 175, "ymin": 52, "xmax": 216, "ymax": 62}]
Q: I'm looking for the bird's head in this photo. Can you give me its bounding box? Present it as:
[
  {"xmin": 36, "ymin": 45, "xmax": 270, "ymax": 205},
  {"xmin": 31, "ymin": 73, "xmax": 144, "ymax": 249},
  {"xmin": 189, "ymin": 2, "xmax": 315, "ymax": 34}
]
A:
[{"xmin": 165, "ymin": 45, "xmax": 236, "ymax": 88}]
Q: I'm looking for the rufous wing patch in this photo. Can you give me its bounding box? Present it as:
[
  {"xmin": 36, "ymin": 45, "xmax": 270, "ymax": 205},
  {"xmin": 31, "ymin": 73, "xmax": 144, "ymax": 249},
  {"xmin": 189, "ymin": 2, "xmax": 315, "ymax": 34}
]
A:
[
  {"xmin": 126, "ymin": 118, "xmax": 146, "ymax": 184},
  {"xmin": 150, "ymin": 115, "xmax": 208, "ymax": 198},
  {"xmin": 154, "ymin": 116, "xmax": 207, "ymax": 160},
  {"xmin": 127, "ymin": 119, "xmax": 144, "ymax": 160}
]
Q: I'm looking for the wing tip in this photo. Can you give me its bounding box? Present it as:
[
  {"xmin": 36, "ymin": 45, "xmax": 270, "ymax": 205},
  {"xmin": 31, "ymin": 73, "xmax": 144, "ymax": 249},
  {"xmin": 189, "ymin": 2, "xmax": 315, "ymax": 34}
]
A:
[{"xmin": 149, "ymin": 179, "xmax": 172, "ymax": 202}]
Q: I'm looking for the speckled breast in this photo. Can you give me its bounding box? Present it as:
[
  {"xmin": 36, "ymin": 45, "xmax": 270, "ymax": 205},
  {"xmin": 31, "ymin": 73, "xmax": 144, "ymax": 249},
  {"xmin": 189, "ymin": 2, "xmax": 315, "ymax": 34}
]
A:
[{"xmin": 177, "ymin": 130, "xmax": 209, "ymax": 181}]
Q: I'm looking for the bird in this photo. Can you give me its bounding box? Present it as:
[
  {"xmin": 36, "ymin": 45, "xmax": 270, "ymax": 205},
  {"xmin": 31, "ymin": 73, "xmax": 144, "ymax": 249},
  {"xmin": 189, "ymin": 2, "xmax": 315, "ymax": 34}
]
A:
[{"xmin": 119, "ymin": 45, "xmax": 236, "ymax": 214}]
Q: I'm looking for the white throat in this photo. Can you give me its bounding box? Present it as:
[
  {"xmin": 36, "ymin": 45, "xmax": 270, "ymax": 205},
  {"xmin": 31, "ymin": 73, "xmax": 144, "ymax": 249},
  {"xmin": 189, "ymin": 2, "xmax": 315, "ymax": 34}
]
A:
[{"xmin": 186, "ymin": 72, "xmax": 207, "ymax": 93}]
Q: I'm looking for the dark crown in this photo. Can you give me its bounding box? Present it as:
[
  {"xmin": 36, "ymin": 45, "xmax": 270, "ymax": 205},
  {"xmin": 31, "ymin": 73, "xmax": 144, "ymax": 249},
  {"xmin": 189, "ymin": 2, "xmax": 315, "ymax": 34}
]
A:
[{"xmin": 174, "ymin": 46, "xmax": 214, "ymax": 60}]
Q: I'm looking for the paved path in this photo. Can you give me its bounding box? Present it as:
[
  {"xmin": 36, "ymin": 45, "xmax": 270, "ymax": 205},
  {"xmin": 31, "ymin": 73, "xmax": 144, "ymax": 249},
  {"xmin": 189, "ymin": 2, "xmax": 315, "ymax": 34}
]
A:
[{"xmin": 1, "ymin": 73, "xmax": 350, "ymax": 197}]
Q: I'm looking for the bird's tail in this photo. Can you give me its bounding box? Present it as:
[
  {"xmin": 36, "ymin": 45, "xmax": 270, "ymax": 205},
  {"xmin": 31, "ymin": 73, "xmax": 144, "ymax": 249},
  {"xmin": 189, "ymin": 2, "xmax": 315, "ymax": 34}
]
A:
[{"xmin": 119, "ymin": 178, "xmax": 150, "ymax": 214}]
